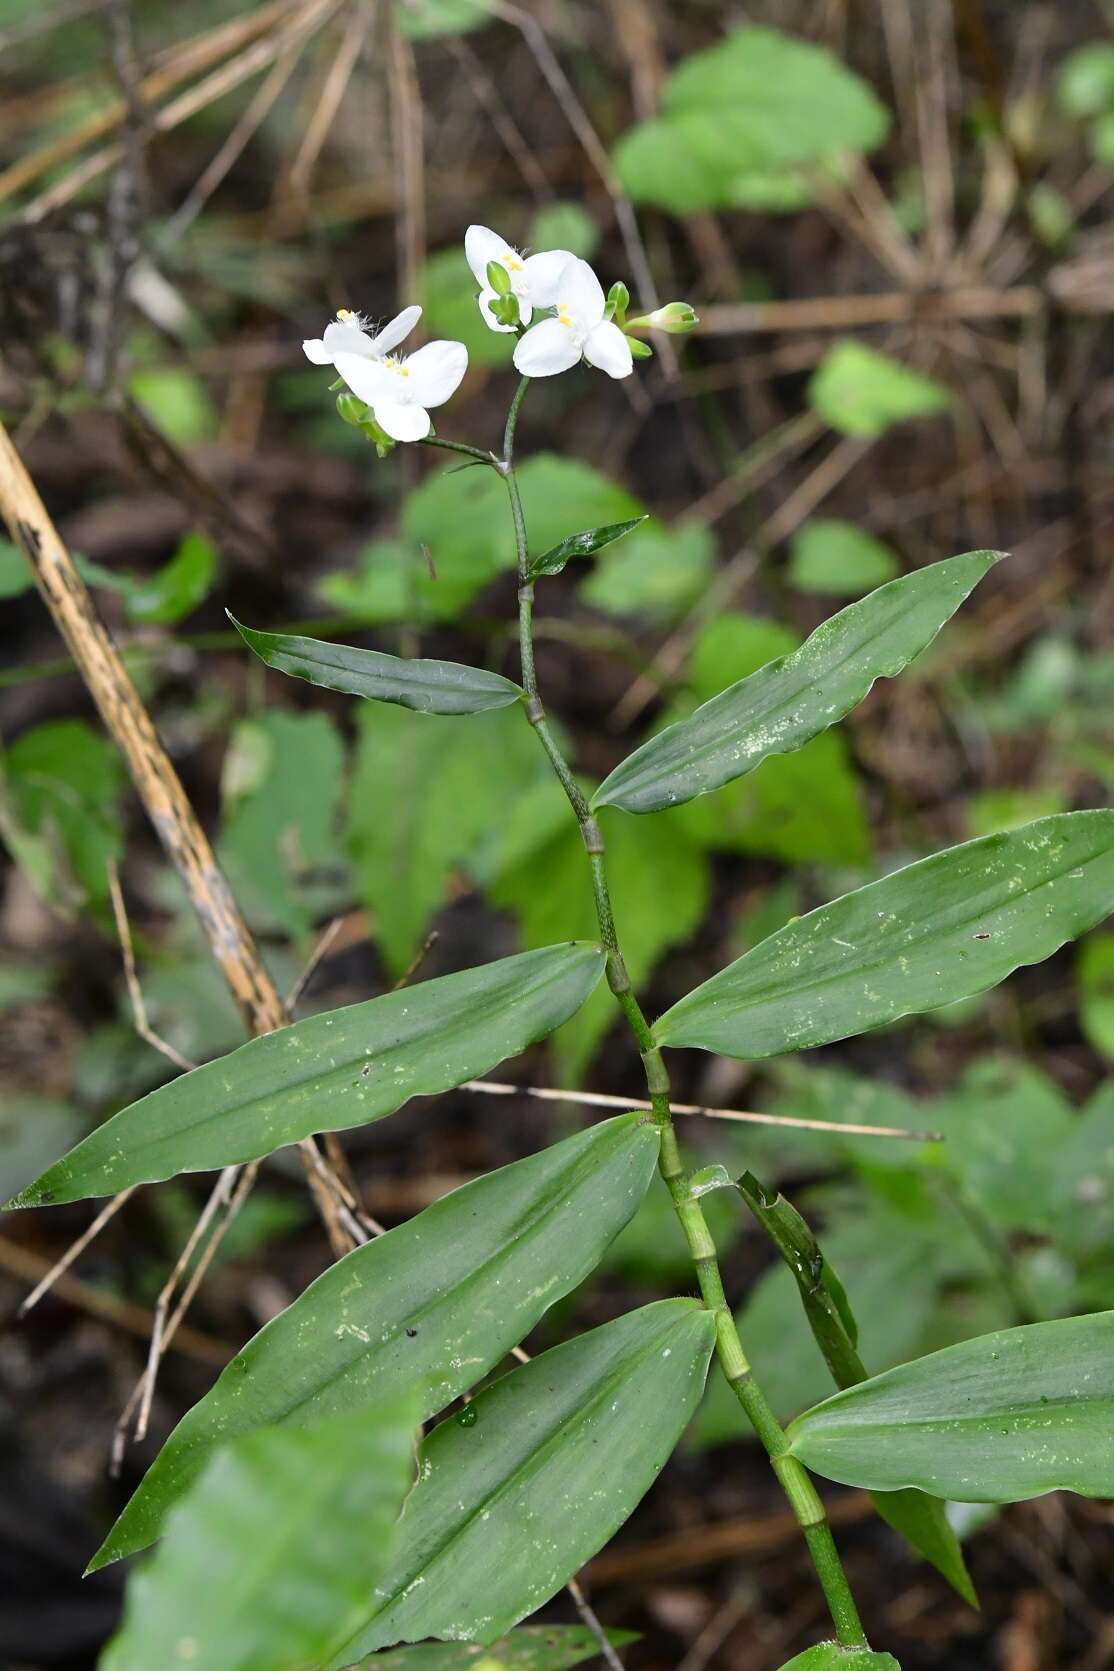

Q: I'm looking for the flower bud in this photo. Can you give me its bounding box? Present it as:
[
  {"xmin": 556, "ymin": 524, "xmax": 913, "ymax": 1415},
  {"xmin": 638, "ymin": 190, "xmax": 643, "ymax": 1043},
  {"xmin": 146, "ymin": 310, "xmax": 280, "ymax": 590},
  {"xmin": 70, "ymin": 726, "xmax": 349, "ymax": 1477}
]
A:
[
  {"xmin": 629, "ymin": 301, "xmax": 699, "ymax": 334},
  {"xmin": 605, "ymin": 280, "xmax": 630, "ymax": 324},
  {"xmin": 626, "ymin": 335, "xmax": 654, "ymax": 360},
  {"xmin": 490, "ymin": 292, "xmax": 521, "ymax": 328},
  {"xmin": 336, "ymin": 391, "xmax": 368, "ymax": 427},
  {"xmin": 486, "ymin": 259, "xmax": 512, "ymax": 296}
]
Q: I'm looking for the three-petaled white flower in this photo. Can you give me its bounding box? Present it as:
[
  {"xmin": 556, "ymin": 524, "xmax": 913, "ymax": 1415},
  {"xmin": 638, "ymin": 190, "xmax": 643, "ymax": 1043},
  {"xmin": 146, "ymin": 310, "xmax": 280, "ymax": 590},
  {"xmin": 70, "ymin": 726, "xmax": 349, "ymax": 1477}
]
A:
[
  {"xmin": 513, "ymin": 258, "xmax": 633, "ymax": 381},
  {"xmin": 302, "ymin": 306, "xmax": 468, "ymax": 442},
  {"xmin": 302, "ymin": 304, "xmax": 422, "ymax": 368},
  {"xmin": 465, "ymin": 224, "xmax": 573, "ymax": 334}
]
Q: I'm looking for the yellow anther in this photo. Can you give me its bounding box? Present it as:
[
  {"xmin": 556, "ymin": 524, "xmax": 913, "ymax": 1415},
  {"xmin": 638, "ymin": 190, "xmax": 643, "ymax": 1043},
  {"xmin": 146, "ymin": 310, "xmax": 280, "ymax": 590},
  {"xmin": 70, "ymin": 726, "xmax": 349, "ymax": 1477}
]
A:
[{"xmin": 336, "ymin": 308, "xmax": 356, "ymax": 323}]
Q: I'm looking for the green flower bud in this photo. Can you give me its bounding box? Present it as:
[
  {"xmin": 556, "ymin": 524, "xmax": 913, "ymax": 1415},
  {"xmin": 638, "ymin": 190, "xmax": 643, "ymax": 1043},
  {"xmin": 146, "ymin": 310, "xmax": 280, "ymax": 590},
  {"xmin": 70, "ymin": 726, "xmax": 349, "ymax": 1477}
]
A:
[
  {"xmin": 336, "ymin": 391, "xmax": 368, "ymax": 427},
  {"xmin": 490, "ymin": 292, "xmax": 521, "ymax": 327},
  {"xmin": 605, "ymin": 280, "xmax": 630, "ymax": 324},
  {"xmin": 628, "ymin": 301, "xmax": 699, "ymax": 334},
  {"xmin": 626, "ymin": 335, "xmax": 654, "ymax": 360},
  {"xmin": 486, "ymin": 259, "xmax": 512, "ymax": 296}
]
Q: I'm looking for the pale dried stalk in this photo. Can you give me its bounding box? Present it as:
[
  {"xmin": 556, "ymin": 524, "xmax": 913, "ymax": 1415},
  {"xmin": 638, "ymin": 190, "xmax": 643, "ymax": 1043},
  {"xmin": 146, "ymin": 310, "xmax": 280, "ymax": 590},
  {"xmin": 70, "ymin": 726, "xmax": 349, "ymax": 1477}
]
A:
[
  {"xmin": 460, "ymin": 1081, "xmax": 942, "ymax": 1143},
  {"xmin": 0, "ymin": 417, "xmax": 353, "ymax": 1259},
  {"xmin": 698, "ymin": 286, "xmax": 1044, "ymax": 336},
  {"xmin": 283, "ymin": 0, "xmax": 375, "ymax": 201}
]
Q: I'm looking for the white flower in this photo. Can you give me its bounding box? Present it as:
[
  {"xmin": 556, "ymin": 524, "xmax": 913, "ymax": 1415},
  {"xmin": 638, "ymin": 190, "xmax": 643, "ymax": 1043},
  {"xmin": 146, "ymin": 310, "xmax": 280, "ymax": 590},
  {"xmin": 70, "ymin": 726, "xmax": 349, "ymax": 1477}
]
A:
[
  {"xmin": 332, "ymin": 339, "xmax": 468, "ymax": 442},
  {"xmin": 465, "ymin": 224, "xmax": 573, "ymax": 335},
  {"xmin": 513, "ymin": 258, "xmax": 633, "ymax": 380},
  {"xmin": 302, "ymin": 304, "xmax": 422, "ymax": 367}
]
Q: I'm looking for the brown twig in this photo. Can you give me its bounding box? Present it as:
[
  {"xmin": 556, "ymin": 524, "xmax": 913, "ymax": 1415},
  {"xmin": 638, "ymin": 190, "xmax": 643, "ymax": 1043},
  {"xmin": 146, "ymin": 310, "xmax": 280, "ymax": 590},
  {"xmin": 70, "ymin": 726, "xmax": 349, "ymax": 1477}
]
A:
[
  {"xmin": 698, "ymin": 286, "xmax": 1044, "ymax": 336},
  {"xmin": 0, "ymin": 1234, "xmax": 231, "ymax": 1366},
  {"xmin": 17, "ymin": 1188, "xmax": 136, "ymax": 1316}
]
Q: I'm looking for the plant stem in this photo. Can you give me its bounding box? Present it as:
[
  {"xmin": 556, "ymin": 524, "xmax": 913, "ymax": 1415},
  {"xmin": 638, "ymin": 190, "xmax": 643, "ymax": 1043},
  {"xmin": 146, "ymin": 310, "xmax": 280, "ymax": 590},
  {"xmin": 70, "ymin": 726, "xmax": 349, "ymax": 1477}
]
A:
[{"xmin": 499, "ymin": 378, "xmax": 868, "ymax": 1649}]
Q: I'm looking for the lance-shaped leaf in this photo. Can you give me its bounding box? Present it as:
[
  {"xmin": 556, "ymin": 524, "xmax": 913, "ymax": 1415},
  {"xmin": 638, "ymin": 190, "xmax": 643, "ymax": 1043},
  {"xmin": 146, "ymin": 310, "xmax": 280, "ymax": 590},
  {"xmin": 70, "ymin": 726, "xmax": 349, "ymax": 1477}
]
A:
[
  {"xmin": 10, "ymin": 943, "xmax": 606, "ymax": 1206},
  {"xmin": 592, "ymin": 550, "xmax": 1002, "ymax": 814},
  {"xmin": 788, "ymin": 1311, "xmax": 1114, "ymax": 1502},
  {"xmin": 330, "ymin": 1300, "xmax": 717, "ymax": 1661},
  {"xmin": 525, "ymin": 516, "xmax": 647, "ymax": 580},
  {"xmin": 101, "ymin": 1398, "xmax": 417, "ymax": 1671},
  {"xmin": 358, "ymin": 1627, "xmax": 639, "ymax": 1671},
  {"xmin": 231, "ymin": 616, "xmax": 524, "ymax": 715},
  {"xmin": 654, "ymin": 812, "xmax": 1114, "ymax": 1059},
  {"xmin": 91, "ymin": 1116, "xmax": 660, "ymax": 1570},
  {"xmin": 777, "ymin": 1648, "xmax": 901, "ymax": 1670}
]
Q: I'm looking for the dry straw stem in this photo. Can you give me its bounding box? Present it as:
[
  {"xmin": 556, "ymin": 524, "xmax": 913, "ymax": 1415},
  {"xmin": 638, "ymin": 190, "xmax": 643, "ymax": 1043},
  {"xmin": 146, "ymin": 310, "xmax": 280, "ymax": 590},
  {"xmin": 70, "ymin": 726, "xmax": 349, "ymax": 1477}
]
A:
[{"xmin": 0, "ymin": 417, "xmax": 354, "ymax": 1259}]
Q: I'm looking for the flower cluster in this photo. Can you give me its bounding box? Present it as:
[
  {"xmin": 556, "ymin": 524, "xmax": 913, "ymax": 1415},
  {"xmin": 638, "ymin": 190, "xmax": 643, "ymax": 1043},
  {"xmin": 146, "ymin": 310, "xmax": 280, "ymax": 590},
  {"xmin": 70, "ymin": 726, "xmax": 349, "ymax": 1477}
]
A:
[{"xmin": 303, "ymin": 225, "xmax": 697, "ymax": 446}]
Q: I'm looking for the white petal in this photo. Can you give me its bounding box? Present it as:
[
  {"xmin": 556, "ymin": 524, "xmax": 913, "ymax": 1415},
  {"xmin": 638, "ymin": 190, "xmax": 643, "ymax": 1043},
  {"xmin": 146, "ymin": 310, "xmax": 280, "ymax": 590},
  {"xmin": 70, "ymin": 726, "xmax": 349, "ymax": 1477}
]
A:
[
  {"xmin": 558, "ymin": 257, "xmax": 605, "ymax": 330},
  {"xmin": 369, "ymin": 304, "xmax": 422, "ymax": 356},
  {"xmin": 333, "ymin": 351, "xmax": 395, "ymax": 404},
  {"xmin": 374, "ymin": 402, "xmax": 431, "ymax": 442},
  {"xmin": 322, "ymin": 320, "xmax": 378, "ymax": 359},
  {"xmin": 465, "ymin": 224, "xmax": 508, "ymax": 287},
  {"xmin": 303, "ymin": 337, "xmax": 333, "ymax": 364},
  {"xmin": 405, "ymin": 339, "xmax": 468, "ymax": 407},
  {"xmin": 583, "ymin": 319, "xmax": 633, "ymax": 379},
  {"xmin": 513, "ymin": 318, "xmax": 582, "ymax": 378},
  {"xmin": 521, "ymin": 249, "xmax": 574, "ymax": 305}
]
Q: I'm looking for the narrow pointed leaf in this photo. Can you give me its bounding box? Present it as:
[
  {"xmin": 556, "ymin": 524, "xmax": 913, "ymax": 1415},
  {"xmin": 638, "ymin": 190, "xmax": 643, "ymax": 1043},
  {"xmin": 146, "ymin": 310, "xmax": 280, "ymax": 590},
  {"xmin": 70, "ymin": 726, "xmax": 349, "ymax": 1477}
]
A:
[
  {"xmin": 654, "ymin": 812, "xmax": 1114, "ymax": 1058},
  {"xmin": 357, "ymin": 1627, "xmax": 640, "ymax": 1671},
  {"xmin": 777, "ymin": 1648, "xmax": 901, "ymax": 1670},
  {"xmin": 10, "ymin": 943, "xmax": 606, "ymax": 1206},
  {"xmin": 526, "ymin": 516, "xmax": 647, "ymax": 580},
  {"xmin": 100, "ymin": 1399, "xmax": 417, "ymax": 1671},
  {"xmin": 231, "ymin": 616, "xmax": 523, "ymax": 714},
  {"xmin": 330, "ymin": 1300, "xmax": 717, "ymax": 1661},
  {"xmin": 592, "ymin": 550, "xmax": 1002, "ymax": 814},
  {"xmin": 91, "ymin": 1116, "xmax": 659, "ymax": 1570},
  {"xmin": 869, "ymin": 1489, "xmax": 976, "ymax": 1608},
  {"xmin": 788, "ymin": 1311, "xmax": 1114, "ymax": 1501}
]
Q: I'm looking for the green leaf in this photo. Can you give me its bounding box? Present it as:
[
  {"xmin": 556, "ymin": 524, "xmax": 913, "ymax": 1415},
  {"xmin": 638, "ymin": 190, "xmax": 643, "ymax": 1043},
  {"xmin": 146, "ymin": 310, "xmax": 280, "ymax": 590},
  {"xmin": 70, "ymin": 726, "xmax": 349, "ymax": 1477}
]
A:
[
  {"xmin": 655, "ymin": 812, "xmax": 1114, "ymax": 1059},
  {"xmin": 776, "ymin": 1648, "xmax": 900, "ymax": 1670},
  {"xmin": 869, "ymin": 1489, "xmax": 976, "ymax": 1608},
  {"xmin": 357, "ymin": 1626, "xmax": 638, "ymax": 1671},
  {"xmin": 397, "ymin": 0, "xmax": 489, "ymax": 40},
  {"xmin": 2, "ymin": 718, "xmax": 125, "ymax": 907},
  {"xmin": 789, "ymin": 1312, "xmax": 1114, "ymax": 1502},
  {"xmin": 580, "ymin": 523, "xmax": 715, "ymax": 621},
  {"xmin": 613, "ymin": 27, "xmax": 890, "ymax": 215},
  {"xmin": 808, "ymin": 341, "xmax": 951, "ymax": 437},
  {"xmin": 399, "ymin": 453, "xmax": 642, "ymax": 620},
  {"xmin": 788, "ymin": 521, "xmax": 900, "ymax": 597},
  {"xmin": 529, "ymin": 202, "xmax": 599, "ymax": 260},
  {"xmin": 92, "ymin": 1114, "xmax": 658, "ymax": 1568},
  {"xmin": 128, "ymin": 367, "xmax": 218, "ymax": 445},
  {"xmin": 100, "ymin": 1399, "xmax": 417, "ymax": 1671},
  {"xmin": 9, "ymin": 942, "xmax": 606, "ymax": 1206},
  {"xmin": 348, "ymin": 704, "xmax": 547, "ymax": 977},
  {"xmin": 932, "ymin": 1057, "xmax": 1075, "ymax": 1235},
  {"xmin": 594, "ymin": 552, "xmax": 1001, "ymax": 816},
  {"xmin": 126, "ymin": 532, "xmax": 218, "ymax": 625},
  {"xmin": 525, "ymin": 517, "xmax": 647, "ymax": 581},
  {"xmin": 329, "ymin": 1301, "xmax": 717, "ymax": 1661},
  {"xmin": 0, "ymin": 537, "xmax": 33, "ymax": 598},
  {"xmin": 1056, "ymin": 43, "xmax": 1114, "ymax": 116},
  {"xmin": 1079, "ymin": 933, "xmax": 1114, "ymax": 1057},
  {"xmin": 490, "ymin": 786, "xmax": 709, "ymax": 1080},
  {"xmin": 230, "ymin": 616, "xmax": 524, "ymax": 715},
  {"xmin": 218, "ymin": 709, "xmax": 347, "ymax": 939}
]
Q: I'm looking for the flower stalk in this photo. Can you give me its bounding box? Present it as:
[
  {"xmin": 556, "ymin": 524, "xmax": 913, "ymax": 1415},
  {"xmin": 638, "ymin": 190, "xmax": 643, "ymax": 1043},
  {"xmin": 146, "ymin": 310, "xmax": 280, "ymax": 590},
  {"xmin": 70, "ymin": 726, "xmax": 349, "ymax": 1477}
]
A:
[{"xmin": 498, "ymin": 375, "xmax": 869, "ymax": 1651}]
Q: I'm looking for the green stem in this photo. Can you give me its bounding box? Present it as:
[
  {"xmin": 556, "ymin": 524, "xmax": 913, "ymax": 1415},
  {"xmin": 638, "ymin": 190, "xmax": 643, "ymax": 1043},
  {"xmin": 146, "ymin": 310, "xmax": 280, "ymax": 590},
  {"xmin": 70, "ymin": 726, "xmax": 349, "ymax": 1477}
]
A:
[
  {"xmin": 500, "ymin": 378, "xmax": 868, "ymax": 1650},
  {"xmin": 419, "ymin": 436, "xmax": 497, "ymax": 464}
]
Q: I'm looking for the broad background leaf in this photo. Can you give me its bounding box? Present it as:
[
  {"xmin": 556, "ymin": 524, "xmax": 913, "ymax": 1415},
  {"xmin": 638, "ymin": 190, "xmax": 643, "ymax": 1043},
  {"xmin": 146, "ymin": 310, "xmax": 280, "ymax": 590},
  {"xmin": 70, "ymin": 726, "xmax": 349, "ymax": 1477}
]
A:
[
  {"xmin": 100, "ymin": 1399, "xmax": 416, "ymax": 1671},
  {"xmin": 807, "ymin": 342, "xmax": 951, "ymax": 437}
]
